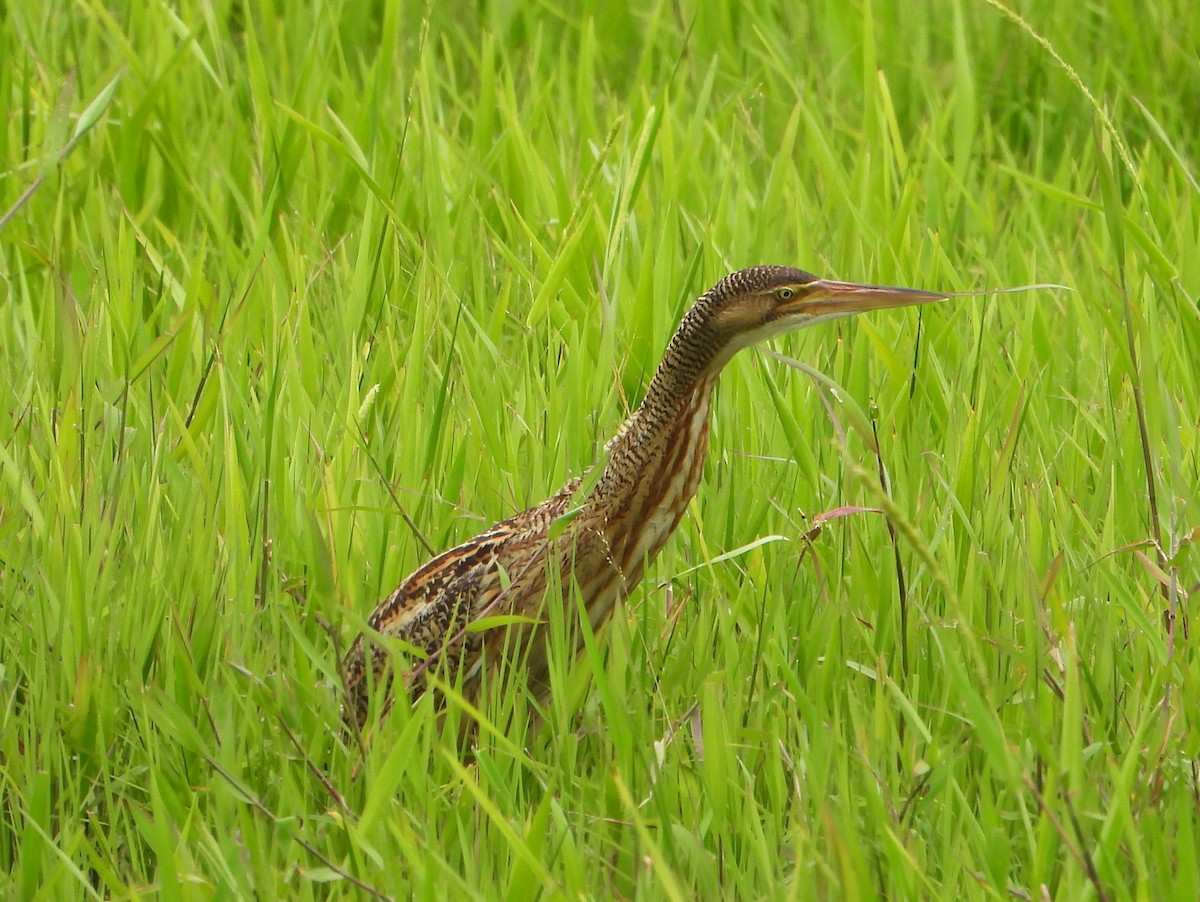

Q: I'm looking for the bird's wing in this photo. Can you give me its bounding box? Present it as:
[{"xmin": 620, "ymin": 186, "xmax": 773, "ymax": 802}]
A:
[
  {"xmin": 343, "ymin": 475, "xmax": 586, "ymax": 725},
  {"xmin": 343, "ymin": 540, "xmax": 499, "ymax": 722}
]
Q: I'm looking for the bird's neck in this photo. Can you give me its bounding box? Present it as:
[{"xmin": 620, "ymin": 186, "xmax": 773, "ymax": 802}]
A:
[{"xmin": 584, "ymin": 320, "xmax": 727, "ymax": 566}]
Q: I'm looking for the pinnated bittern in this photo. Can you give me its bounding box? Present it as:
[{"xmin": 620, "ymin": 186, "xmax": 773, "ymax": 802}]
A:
[{"xmin": 344, "ymin": 265, "xmax": 945, "ymax": 727}]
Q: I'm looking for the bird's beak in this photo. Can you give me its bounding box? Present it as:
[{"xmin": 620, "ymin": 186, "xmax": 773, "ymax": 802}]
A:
[{"xmin": 787, "ymin": 279, "xmax": 948, "ymax": 316}]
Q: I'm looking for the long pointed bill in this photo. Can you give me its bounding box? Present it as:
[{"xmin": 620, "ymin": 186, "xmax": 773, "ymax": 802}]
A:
[{"xmin": 788, "ymin": 279, "xmax": 948, "ymax": 316}]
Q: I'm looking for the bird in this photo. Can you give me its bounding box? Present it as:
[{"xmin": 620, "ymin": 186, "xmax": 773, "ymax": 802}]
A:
[{"xmin": 342, "ymin": 265, "xmax": 946, "ymax": 729}]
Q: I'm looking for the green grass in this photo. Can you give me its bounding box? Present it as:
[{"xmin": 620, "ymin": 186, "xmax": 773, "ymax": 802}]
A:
[{"xmin": 3, "ymin": 0, "xmax": 1199, "ymax": 897}]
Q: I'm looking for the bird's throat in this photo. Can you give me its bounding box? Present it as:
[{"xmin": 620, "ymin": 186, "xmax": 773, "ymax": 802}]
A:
[{"xmin": 587, "ymin": 375, "xmax": 717, "ymax": 581}]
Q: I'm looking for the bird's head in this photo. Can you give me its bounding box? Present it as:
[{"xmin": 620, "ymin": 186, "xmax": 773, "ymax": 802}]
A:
[{"xmin": 697, "ymin": 264, "xmax": 947, "ymax": 362}]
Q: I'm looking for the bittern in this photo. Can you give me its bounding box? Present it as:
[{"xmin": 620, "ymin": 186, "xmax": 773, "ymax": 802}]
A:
[{"xmin": 344, "ymin": 265, "xmax": 945, "ymax": 728}]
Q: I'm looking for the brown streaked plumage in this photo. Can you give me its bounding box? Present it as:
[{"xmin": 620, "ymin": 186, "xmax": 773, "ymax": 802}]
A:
[{"xmin": 343, "ymin": 265, "xmax": 946, "ymax": 728}]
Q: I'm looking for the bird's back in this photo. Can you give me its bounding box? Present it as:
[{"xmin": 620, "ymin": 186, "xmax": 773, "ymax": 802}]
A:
[{"xmin": 343, "ymin": 476, "xmax": 584, "ymax": 726}]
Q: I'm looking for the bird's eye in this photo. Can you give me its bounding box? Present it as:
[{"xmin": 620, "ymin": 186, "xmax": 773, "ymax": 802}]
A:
[{"xmin": 776, "ymin": 287, "xmax": 795, "ymax": 301}]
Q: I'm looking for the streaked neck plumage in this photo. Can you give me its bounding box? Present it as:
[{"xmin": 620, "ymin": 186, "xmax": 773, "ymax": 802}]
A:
[{"xmin": 585, "ymin": 293, "xmax": 729, "ymax": 575}]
